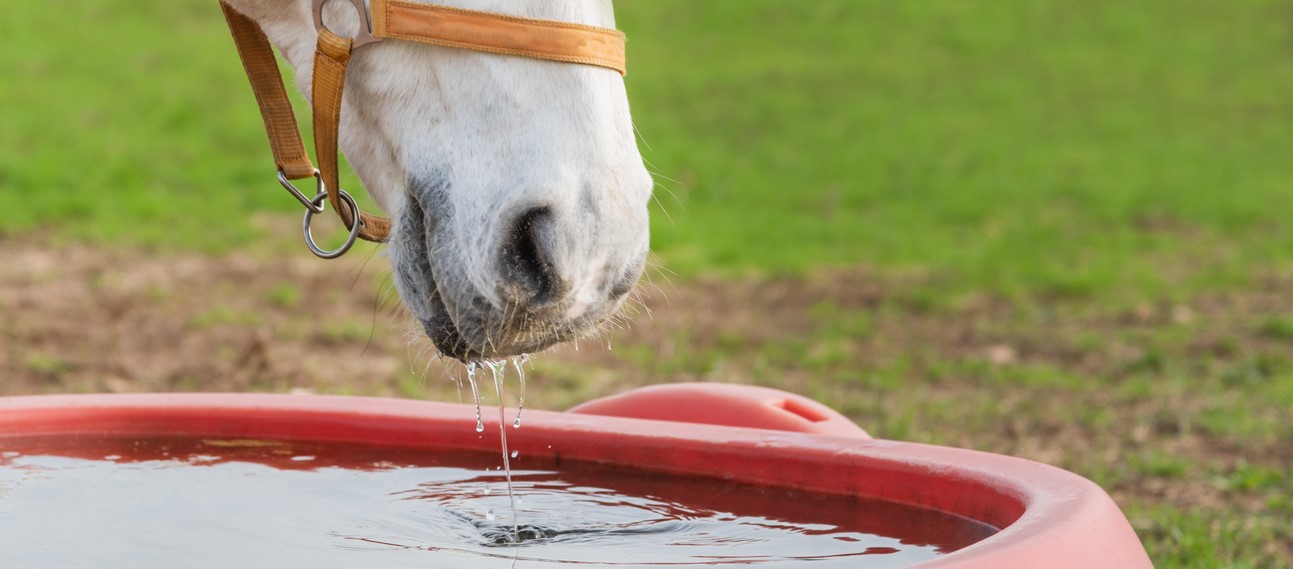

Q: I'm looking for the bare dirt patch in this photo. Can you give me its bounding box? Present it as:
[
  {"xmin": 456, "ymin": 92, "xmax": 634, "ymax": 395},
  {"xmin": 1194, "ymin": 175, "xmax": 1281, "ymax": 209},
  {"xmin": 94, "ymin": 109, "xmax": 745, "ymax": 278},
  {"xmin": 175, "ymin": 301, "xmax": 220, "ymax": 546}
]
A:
[{"xmin": 1, "ymin": 242, "xmax": 413, "ymax": 396}]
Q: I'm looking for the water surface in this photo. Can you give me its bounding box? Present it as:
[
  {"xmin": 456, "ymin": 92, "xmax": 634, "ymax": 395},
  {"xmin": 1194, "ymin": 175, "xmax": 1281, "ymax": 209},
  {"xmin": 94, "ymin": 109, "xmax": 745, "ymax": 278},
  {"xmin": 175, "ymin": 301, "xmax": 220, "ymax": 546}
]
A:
[{"xmin": 0, "ymin": 436, "xmax": 995, "ymax": 568}]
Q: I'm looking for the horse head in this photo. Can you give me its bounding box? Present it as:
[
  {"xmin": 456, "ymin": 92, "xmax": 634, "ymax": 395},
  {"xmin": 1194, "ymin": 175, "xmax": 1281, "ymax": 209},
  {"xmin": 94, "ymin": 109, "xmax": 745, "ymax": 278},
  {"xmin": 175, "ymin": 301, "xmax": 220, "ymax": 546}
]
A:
[{"xmin": 222, "ymin": 0, "xmax": 651, "ymax": 360}]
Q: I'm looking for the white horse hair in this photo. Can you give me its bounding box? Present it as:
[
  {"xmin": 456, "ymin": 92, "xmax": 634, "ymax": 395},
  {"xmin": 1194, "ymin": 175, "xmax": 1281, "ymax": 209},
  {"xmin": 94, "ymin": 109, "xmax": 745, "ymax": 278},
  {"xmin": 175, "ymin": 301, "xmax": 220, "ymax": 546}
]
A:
[{"xmin": 221, "ymin": 0, "xmax": 652, "ymax": 360}]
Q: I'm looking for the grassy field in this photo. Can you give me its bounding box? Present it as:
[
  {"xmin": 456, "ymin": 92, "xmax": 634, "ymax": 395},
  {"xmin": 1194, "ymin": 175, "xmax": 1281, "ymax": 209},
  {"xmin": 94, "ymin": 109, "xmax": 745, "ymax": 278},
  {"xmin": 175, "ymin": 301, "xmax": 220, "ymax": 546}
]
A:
[{"xmin": 3, "ymin": 1, "xmax": 1292, "ymax": 567}]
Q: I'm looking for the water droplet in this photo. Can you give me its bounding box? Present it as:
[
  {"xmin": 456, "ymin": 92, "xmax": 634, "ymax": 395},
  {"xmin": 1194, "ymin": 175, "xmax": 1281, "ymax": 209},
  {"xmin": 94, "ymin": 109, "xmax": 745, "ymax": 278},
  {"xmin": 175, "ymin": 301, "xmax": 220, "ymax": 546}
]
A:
[
  {"xmin": 483, "ymin": 485, "xmax": 492, "ymax": 495},
  {"xmin": 466, "ymin": 362, "xmax": 483, "ymax": 433},
  {"xmin": 511, "ymin": 355, "xmax": 528, "ymax": 428},
  {"xmin": 485, "ymin": 508, "xmax": 496, "ymax": 521},
  {"xmin": 510, "ymin": 450, "xmax": 518, "ymax": 458}
]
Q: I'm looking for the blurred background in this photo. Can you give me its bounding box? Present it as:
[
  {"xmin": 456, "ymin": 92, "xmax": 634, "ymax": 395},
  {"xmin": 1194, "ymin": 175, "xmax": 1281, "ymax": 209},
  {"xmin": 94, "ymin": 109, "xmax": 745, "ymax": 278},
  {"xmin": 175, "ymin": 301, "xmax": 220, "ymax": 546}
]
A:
[{"xmin": 2, "ymin": 1, "xmax": 1291, "ymax": 566}]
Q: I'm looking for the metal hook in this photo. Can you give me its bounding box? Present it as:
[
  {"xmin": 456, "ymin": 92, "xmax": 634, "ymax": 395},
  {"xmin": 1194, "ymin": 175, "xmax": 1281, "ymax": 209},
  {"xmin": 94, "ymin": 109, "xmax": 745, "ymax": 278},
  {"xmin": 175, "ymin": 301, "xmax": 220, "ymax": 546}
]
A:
[
  {"xmin": 302, "ymin": 189, "xmax": 362, "ymax": 259},
  {"xmin": 278, "ymin": 169, "xmax": 327, "ymax": 214},
  {"xmin": 313, "ymin": 0, "xmax": 383, "ymax": 48}
]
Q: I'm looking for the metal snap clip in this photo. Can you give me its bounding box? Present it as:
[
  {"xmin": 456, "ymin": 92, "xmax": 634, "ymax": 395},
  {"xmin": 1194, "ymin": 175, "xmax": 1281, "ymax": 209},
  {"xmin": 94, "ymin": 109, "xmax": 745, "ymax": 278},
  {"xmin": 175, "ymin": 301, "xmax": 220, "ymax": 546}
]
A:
[
  {"xmin": 313, "ymin": 0, "xmax": 383, "ymax": 48},
  {"xmin": 278, "ymin": 169, "xmax": 327, "ymax": 214}
]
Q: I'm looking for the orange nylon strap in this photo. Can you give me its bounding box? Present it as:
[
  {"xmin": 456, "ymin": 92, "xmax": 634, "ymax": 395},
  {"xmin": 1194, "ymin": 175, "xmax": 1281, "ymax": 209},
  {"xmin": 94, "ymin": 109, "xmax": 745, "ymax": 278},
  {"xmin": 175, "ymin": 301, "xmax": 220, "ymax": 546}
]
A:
[
  {"xmin": 218, "ymin": 1, "xmax": 316, "ymax": 180},
  {"xmin": 371, "ymin": 0, "xmax": 627, "ymax": 75},
  {"xmin": 222, "ymin": 0, "xmax": 629, "ymax": 253},
  {"xmin": 313, "ymin": 29, "xmax": 392, "ymax": 242}
]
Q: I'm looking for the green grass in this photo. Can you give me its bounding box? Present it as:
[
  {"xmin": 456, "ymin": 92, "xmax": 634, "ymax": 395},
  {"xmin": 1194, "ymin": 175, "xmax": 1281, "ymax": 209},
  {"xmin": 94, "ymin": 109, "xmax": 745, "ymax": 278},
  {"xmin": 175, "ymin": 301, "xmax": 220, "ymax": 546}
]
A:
[
  {"xmin": 5, "ymin": 0, "xmax": 1292, "ymax": 300},
  {"xmin": 623, "ymin": 0, "xmax": 1293, "ymax": 298},
  {"xmin": 1131, "ymin": 504, "xmax": 1287, "ymax": 569},
  {"xmin": 0, "ymin": 0, "xmax": 369, "ymax": 251}
]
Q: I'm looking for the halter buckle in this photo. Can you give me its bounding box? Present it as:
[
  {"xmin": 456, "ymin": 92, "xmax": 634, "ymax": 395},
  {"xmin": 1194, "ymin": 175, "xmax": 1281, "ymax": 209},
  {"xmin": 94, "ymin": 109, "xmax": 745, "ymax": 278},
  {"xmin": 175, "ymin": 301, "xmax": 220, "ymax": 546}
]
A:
[{"xmin": 313, "ymin": 0, "xmax": 383, "ymax": 48}]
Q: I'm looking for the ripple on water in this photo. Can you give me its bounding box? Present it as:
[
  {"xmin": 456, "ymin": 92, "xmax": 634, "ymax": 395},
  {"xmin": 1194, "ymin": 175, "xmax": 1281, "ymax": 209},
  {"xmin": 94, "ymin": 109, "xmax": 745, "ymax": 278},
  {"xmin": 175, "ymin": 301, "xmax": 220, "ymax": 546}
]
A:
[{"xmin": 0, "ymin": 436, "xmax": 997, "ymax": 569}]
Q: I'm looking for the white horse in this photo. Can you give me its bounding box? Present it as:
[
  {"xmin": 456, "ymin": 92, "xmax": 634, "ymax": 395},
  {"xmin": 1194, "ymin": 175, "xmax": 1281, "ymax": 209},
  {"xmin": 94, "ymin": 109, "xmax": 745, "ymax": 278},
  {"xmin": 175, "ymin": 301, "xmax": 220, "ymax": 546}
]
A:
[{"xmin": 221, "ymin": 0, "xmax": 652, "ymax": 360}]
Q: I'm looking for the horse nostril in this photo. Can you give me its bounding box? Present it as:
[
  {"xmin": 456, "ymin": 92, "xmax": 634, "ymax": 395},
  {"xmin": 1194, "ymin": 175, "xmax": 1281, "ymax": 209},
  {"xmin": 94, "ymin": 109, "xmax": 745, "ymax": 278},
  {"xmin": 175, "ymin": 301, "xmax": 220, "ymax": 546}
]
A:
[{"xmin": 500, "ymin": 206, "xmax": 558, "ymax": 307}]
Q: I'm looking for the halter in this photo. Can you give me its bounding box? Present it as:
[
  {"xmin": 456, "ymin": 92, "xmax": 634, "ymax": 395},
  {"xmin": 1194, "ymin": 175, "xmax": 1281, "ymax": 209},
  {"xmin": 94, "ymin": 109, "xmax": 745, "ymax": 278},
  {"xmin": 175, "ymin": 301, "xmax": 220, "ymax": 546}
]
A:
[{"xmin": 219, "ymin": 0, "xmax": 627, "ymax": 258}]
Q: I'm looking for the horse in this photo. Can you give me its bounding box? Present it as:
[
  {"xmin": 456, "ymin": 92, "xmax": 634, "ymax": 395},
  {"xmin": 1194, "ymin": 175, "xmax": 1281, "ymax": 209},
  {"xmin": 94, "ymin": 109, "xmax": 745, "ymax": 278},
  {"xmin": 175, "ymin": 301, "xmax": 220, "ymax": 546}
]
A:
[{"xmin": 220, "ymin": 0, "xmax": 652, "ymax": 361}]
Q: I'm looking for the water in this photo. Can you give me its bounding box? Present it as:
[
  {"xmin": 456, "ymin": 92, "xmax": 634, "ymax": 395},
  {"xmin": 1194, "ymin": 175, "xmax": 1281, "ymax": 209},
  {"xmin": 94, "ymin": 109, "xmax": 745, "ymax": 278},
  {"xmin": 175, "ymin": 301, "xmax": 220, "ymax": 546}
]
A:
[
  {"xmin": 512, "ymin": 354, "xmax": 529, "ymax": 429},
  {"xmin": 486, "ymin": 359, "xmax": 520, "ymax": 542},
  {"xmin": 0, "ymin": 436, "xmax": 995, "ymax": 568},
  {"xmin": 466, "ymin": 362, "xmax": 484, "ymax": 433}
]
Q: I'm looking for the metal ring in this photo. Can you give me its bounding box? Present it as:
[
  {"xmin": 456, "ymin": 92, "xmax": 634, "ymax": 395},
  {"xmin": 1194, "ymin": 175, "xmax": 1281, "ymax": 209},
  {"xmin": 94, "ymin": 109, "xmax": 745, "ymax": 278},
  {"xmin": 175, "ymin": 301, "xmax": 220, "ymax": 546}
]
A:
[
  {"xmin": 302, "ymin": 189, "xmax": 362, "ymax": 259},
  {"xmin": 278, "ymin": 169, "xmax": 327, "ymax": 214}
]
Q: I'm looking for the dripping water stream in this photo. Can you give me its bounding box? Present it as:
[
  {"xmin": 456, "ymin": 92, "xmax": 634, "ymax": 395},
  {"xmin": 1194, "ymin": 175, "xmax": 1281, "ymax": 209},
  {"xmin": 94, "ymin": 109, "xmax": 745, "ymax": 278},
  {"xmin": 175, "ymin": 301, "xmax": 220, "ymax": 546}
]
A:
[
  {"xmin": 486, "ymin": 360, "xmax": 520, "ymax": 542},
  {"xmin": 465, "ymin": 363, "xmax": 484, "ymax": 433},
  {"xmin": 459, "ymin": 357, "xmax": 529, "ymax": 543},
  {"xmin": 461, "ymin": 359, "xmax": 520, "ymax": 542},
  {"xmin": 512, "ymin": 354, "xmax": 529, "ymax": 429}
]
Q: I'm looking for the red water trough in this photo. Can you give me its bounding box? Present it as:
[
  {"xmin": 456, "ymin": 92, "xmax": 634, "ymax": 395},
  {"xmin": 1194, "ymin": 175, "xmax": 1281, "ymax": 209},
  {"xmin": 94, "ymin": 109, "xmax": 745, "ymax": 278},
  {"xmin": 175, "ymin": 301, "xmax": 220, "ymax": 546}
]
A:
[{"xmin": 0, "ymin": 383, "xmax": 1152, "ymax": 568}]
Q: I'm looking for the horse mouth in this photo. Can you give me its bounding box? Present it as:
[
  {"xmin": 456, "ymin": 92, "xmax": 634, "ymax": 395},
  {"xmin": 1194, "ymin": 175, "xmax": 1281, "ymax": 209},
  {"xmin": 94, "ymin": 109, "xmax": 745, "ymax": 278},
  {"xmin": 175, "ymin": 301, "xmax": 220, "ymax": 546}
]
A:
[{"xmin": 415, "ymin": 283, "xmax": 590, "ymax": 361}]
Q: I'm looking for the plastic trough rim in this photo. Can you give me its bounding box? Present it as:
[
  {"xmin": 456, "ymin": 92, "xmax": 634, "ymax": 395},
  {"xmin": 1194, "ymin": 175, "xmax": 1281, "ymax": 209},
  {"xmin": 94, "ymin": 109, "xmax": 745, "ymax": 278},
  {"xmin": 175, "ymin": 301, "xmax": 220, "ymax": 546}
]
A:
[{"xmin": 0, "ymin": 393, "xmax": 1152, "ymax": 569}]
